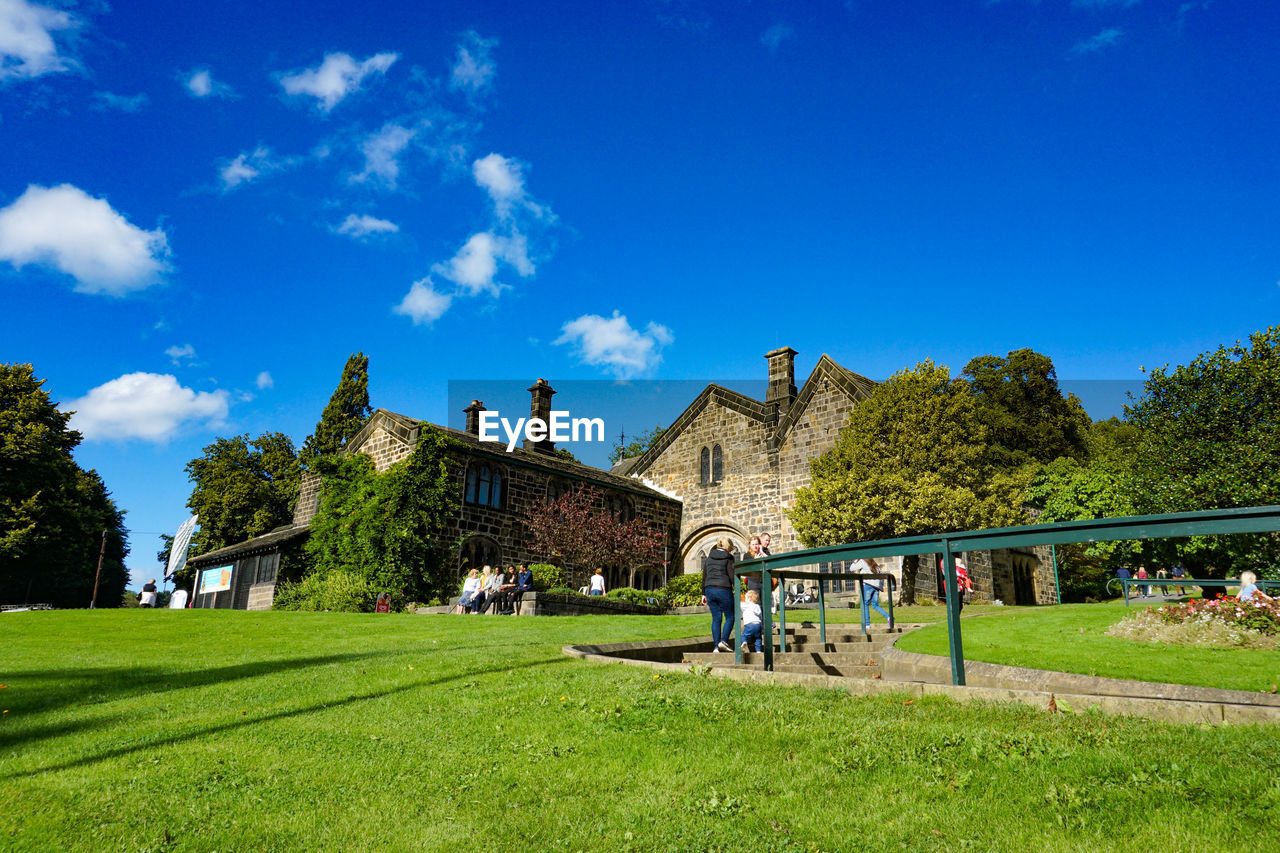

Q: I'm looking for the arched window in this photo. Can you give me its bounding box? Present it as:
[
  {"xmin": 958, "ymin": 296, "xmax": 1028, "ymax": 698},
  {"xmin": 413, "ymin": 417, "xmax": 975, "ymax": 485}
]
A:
[
  {"xmin": 712, "ymin": 444, "xmax": 723, "ymax": 482},
  {"xmin": 606, "ymin": 493, "xmax": 635, "ymax": 522},
  {"xmin": 547, "ymin": 478, "xmax": 571, "ymax": 502},
  {"xmin": 459, "ymin": 536, "xmax": 501, "ymax": 573},
  {"xmin": 464, "ymin": 462, "xmax": 503, "ymax": 509},
  {"xmin": 700, "ymin": 447, "xmax": 710, "ymax": 485}
]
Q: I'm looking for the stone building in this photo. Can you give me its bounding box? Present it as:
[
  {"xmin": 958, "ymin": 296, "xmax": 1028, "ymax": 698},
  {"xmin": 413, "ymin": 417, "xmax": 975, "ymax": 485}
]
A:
[
  {"xmin": 616, "ymin": 347, "xmax": 1058, "ymax": 605},
  {"xmin": 188, "ymin": 379, "xmax": 682, "ymax": 610}
]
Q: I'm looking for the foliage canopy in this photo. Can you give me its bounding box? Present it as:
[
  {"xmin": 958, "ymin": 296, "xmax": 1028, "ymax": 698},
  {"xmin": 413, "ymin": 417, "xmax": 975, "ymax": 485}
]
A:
[
  {"xmin": 0, "ymin": 363, "xmax": 129, "ymax": 607},
  {"xmin": 299, "ymin": 352, "xmax": 372, "ymax": 471}
]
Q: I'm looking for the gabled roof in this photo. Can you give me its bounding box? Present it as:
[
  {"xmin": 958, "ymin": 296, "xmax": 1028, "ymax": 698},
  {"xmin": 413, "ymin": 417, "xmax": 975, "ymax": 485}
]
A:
[
  {"xmin": 627, "ymin": 355, "xmax": 876, "ymax": 476},
  {"xmin": 353, "ymin": 408, "xmax": 679, "ymax": 503}
]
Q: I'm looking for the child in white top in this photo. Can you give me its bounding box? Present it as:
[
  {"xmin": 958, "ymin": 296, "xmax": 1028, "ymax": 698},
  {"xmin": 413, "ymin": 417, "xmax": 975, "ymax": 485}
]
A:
[{"xmin": 739, "ymin": 589, "xmax": 764, "ymax": 653}]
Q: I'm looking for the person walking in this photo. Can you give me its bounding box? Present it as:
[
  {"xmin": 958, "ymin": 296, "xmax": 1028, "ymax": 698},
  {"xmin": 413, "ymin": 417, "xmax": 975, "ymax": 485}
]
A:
[
  {"xmin": 139, "ymin": 579, "xmax": 158, "ymax": 608},
  {"xmin": 700, "ymin": 537, "xmax": 736, "ymax": 653},
  {"xmin": 854, "ymin": 557, "xmax": 891, "ymax": 629},
  {"xmin": 589, "ymin": 568, "xmax": 606, "ymax": 596}
]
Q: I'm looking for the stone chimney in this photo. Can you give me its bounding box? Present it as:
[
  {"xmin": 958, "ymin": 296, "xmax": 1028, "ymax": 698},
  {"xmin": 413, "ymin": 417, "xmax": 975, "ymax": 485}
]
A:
[
  {"xmin": 463, "ymin": 400, "xmax": 486, "ymax": 435},
  {"xmin": 524, "ymin": 378, "xmax": 556, "ymax": 453},
  {"xmin": 765, "ymin": 347, "xmax": 798, "ymax": 418}
]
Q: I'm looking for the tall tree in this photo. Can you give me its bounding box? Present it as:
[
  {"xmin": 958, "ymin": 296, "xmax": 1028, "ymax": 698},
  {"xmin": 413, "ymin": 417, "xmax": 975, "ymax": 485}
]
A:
[
  {"xmin": 183, "ymin": 432, "xmax": 300, "ymax": 576},
  {"xmin": 524, "ymin": 486, "xmax": 665, "ymax": 588},
  {"xmin": 0, "ymin": 364, "xmax": 129, "ymax": 607},
  {"xmin": 962, "ymin": 348, "xmax": 1090, "ymax": 467},
  {"xmin": 789, "ymin": 361, "xmax": 1031, "ymax": 603},
  {"xmin": 1124, "ymin": 326, "xmax": 1280, "ymax": 576},
  {"xmin": 300, "ymin": 352, "xmax": 372, "ymax": 471}
]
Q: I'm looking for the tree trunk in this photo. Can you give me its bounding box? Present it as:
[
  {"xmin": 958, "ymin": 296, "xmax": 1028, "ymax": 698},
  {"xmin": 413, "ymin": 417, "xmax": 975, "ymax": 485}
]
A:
[{"xmin": 900, "ymin": 554, "xmax": 919, "ymax": 605}]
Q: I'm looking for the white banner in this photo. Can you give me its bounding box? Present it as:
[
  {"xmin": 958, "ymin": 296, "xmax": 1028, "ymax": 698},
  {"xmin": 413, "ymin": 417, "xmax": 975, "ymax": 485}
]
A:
[{"xmin": 166, "ymin": 514, "xmax": 199, "ymax": 580}]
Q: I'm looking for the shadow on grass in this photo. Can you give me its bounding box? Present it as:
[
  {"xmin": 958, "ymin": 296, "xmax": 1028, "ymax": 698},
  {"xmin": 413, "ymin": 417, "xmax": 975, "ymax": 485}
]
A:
[
  {"xmin": 0, "ymin": 652, "xmax": 385, "ymax": 751},
  {"xmin": 2, "ymin": 655, "xmax": 572, "ymax": 780}
]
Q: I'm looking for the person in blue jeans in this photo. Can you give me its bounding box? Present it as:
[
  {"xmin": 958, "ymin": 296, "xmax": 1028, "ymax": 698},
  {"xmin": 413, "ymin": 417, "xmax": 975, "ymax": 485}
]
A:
[
  {"xmin": 700, "ymin": 537, "xmax": 736, "ymax": 652},
  {"xmin": 739, "ymin": 589, "xmax": 763, "ymax": 653},
  {"xmin": 855, "ymin": 557, "xmax": 891, "ymax": 628}
]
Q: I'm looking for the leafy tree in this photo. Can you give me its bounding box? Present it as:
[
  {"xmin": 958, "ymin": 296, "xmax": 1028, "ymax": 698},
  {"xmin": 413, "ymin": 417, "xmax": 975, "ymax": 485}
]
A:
[
  {"xmin": 1025, "ymin": 420, "xmax": 1143, "ymax": 600},
  {"xmin": 182, "ymin": 432, "xmax": 300, "ymax": 587},
  {"xmin": 302, "ymin": 425, "xmax": 458, "ymax": 608},
  {"xmin": 1124, "ymin": 327, "xmax": 1280, "ymax": 577},
  {"xmin": 524, "ymin": 486, "xmax": 665, "ymax": 588},
  {"xmin": 551, "ymin": 447, "xmax": 579, "ymax": 462},
  {"xmin": 0, "ymin": 364, "xmax": 129, "ymax": 607},
  {"xmin": 789, "ymin": 361, "xmax": 1031, "ymax": 603},
  {"xmin": 299, "ymin": 352, "xmax": 372, "ymax": 472},
  {"xmin": 610, "ymin": 425, "xmax": 667, "ymax": 464},
  {"xmin": 962, "ymin": 348, "xmax": 1090, "ymax": 466}
]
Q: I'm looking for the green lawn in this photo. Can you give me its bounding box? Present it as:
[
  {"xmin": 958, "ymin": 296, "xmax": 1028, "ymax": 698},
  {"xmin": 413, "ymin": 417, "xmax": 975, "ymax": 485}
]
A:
[
  {"xmin": 3, "ymin": 610, "xmax": 1280, "ymax": 851},
  {"xmin": 895, "ymin": 601, "xmax": 1280, "ymax": 694}
]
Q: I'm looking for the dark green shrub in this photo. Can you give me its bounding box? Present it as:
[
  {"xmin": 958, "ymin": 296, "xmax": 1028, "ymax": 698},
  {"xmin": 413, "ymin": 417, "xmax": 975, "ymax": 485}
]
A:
[
  {"xmin": 529, "ymin": 562, "xmax": 566, "ymax": 592},
  {"xmin": 273, "ymin": 570, "xmax": 375, "ymax": 612},
  {"xmin": 545, "ymin": 586, "xmax": 581, "ymax": 596},
  {"xmin": 662, "ymin": 573, "xmax": 703, "ymax": 607},
  {"xmin": 606, "ymin": 587, "xmax": 664, "ymax": 607}
]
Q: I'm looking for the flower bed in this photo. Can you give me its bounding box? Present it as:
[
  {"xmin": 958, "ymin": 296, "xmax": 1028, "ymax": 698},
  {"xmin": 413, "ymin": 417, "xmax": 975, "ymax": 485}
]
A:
[{"xmin": 1107, "ymin": 594, "xmax": 1280, "ymax": 649}]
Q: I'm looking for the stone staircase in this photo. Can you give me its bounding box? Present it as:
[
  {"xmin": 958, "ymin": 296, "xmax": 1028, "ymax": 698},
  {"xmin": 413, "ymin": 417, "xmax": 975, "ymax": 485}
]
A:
[{"xmin": 681, "ymin": 622, "xmax": 919, "ymax": 679}]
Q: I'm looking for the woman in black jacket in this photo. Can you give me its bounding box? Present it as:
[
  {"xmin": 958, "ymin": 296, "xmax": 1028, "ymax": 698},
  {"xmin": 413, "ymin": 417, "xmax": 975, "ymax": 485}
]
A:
[{"xmin": 700, "ymin": 537, "xmax": 736, "ymax": 652}]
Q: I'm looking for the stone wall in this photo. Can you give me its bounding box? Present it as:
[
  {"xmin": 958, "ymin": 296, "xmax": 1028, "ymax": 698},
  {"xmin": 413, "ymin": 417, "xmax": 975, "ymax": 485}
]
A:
[
  {"xmin": 246, "ymin": 582, "xmax": 276, "ymax": 611},
  {"xmin": 637, "ymin": 360, "xmax": 869, "ymax": 572},
  {"xmin": 636, "ymin": 389, "xmax": 778, "ymax": 572},
  {"xmin": 294, "ymin": 472, "xmax": 322, "ymax": 526}
]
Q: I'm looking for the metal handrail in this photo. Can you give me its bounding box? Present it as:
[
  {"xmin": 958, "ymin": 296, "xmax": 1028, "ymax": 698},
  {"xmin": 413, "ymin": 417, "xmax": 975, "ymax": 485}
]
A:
[{"xmin": 731, "ymin": 505, "xmax": 1280, "ymax": 684}]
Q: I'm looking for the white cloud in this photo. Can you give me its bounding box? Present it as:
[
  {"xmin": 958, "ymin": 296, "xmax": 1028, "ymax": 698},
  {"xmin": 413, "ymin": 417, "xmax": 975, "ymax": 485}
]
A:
[
  {"xmin": 279, "ymin": 51, "xmax": 397, "ymax": 112},
  {"xmin": 256, "ymin": 371, "xmax": 274, "ymax": 389},
  {"xmin": 1071, "ymin": 28, "xmax": 1124, "ymax": 54},
  {"xmin": 555, "ymin": 311, "xmax": 673, "ymax": 378},
  {"xmin": 68, "ymin": 373, "xmax": 229, "ymax": 442},
  {"xmin": 333, "ymin": 213, "xmax": 399, "ymax": 239},
  {"xmin": 183, "ymin": 68, "xmax": 234, "ymax": 98},
  {"xmin": 165, "ymin": 343, "xmax": 196, "ymax": 365},
  {"xmin": 761, "ymin": 23, "xmax": 795, "ymax": 53},
  {"xmin": 450, "ymin": 30, "xmax": 497, "ymax": 95},
  {"xmin": 351, "ymin": 123, "xmax": 416, "ymax": 187},
  {"xmin": 219, "ymin": 147, "xmax": 285, "ymax": 191},
  {"xmin": 0, "ymin": 0, "xmax": 78, "ymax": 83},
  {"xmin": 472, "ymin": 152, "xmax": 552, "ymax": 223},
  {"xmin": 394, "ymin": 278, "xmax": 452, "ymax": 325},
  {"xmin": 0, "ymin": 184, "xmax": 170, "ymax": 296},
  {"xmin": 91, "ymin": 91, "xmax": 148, "ymax": 112},
  {"xmin": 431, "ymin": 230, "xmax": 534, "ymax": 297}
]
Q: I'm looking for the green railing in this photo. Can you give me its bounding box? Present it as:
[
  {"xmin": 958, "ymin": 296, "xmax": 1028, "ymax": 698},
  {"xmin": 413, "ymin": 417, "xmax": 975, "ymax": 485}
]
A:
[{"xmin": 732, "ymin": 505, "xmax": 1280, "ymax": 685}]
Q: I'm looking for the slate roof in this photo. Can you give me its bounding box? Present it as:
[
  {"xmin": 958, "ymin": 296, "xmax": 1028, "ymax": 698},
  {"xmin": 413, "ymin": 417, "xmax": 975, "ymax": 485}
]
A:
[{"xmin": 187, "ymin": 524, "xmax": 310, "ymax": 568}]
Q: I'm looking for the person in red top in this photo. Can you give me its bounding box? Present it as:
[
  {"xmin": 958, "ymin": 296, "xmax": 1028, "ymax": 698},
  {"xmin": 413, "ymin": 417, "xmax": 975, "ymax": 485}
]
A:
[{"xmin": 938, "ymin": 554, "xmax": 973, "ymax": 614}]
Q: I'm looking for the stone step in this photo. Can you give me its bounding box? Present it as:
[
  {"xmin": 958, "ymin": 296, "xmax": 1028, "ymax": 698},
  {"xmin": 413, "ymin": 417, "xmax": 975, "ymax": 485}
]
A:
[
  {"xmin": 685, "ymin": 659, "xmax": 883, "ymax": 679},
  {"xmin": 686, "ymin": 650, "xmax": 884, "ymax": 667}
]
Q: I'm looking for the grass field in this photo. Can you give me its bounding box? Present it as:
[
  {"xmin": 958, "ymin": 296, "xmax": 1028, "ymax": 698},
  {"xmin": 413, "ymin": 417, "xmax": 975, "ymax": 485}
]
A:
[
  {"xmin": 4, "ymin": 609, "xmax": 1280, "ymax": 852},
  {"xmin": 895, "ymin": 601, "xmax": 1280, "ymax": 694}
]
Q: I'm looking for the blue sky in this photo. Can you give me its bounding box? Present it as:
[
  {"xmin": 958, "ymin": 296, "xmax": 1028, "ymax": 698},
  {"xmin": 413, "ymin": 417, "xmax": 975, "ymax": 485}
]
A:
[{"xmin": 1, "ymin": 0, "xmax": 1274, "ymax": 588}]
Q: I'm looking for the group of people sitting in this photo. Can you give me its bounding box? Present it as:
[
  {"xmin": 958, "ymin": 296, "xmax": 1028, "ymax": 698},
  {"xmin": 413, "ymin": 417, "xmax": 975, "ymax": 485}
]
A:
[{"xmin": 456, "ymin": 563, "xmax": 532, "ymax": 615}]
